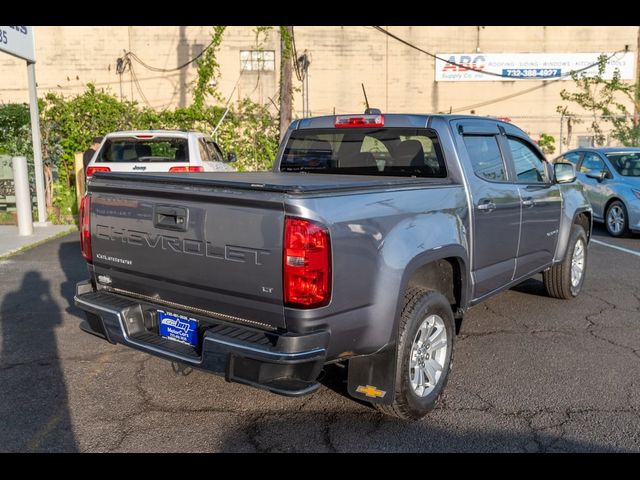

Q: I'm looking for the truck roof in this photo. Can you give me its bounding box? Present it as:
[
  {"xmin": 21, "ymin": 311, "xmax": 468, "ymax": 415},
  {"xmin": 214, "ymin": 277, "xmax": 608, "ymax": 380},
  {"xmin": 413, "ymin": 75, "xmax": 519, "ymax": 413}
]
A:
[{"xmin": 291, "ymin": 113, "xmax": 523, "ymax": 134}]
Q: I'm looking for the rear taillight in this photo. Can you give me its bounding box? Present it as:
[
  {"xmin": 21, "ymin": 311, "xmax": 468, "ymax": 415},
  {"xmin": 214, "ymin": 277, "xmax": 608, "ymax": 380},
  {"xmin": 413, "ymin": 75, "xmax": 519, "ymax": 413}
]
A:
[
  {"xmin": 79, "ymin": 195, "xmax": 92, "ymax": 263},
  {"xmin": 86, "ymin": 166, "xmax": 110, "ymax": 177},
  {"xmin": 169, "ymin": 166, "xmax": 204, "ymax": 172},
  {"xmin": 284, "ymin": 217, "xmax": 331, "ymax": 308},
  {"xmin": 335, "ymin": 114, "xmax": 384, "ymax": 128}
]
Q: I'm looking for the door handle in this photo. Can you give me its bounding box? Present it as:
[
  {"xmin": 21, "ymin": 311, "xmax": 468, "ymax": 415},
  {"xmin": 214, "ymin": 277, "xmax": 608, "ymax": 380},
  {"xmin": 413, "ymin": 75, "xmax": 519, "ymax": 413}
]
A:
[
  {"xmin": 154, "ymin": 205, "xmax": 188, "ymax": 232},
  {"xmin": 477, "ymin": 200, "xmax": 496, "ymax": 212},
  {"xmin": 522, "ymin": 198, "xmax": 535, "ymax": 208}
]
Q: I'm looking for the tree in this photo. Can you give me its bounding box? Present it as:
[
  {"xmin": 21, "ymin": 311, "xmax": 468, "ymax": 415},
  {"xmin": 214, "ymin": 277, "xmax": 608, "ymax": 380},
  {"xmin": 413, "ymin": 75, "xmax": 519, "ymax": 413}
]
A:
[
  {"xmin": 192, "ymin": 26, "xmax": 296, "ymax": 142},
  {"xmin": 557, "ymin": 54, "xmax": 640, "ymax": 147},
  {"xmin": 278, "ymin": 26, "xmax": 294, "ymax": 141},
  {"xmin": 537, "ymin": 133, "xmax": 556, "ymax": 155}
]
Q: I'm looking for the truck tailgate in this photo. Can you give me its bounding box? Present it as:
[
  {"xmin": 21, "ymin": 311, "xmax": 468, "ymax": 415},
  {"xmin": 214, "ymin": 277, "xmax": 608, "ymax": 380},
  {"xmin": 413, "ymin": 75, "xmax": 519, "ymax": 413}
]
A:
[{"xmin": 88, "ymin": 175, "xmax": 286, "ymax": 330}]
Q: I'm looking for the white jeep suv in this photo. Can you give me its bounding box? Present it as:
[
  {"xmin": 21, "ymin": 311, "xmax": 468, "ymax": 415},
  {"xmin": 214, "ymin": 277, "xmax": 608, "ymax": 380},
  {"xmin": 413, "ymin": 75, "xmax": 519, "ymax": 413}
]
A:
[{"xmin": 86, "ymin": 130, "xmax": 236, "ymax": 177}]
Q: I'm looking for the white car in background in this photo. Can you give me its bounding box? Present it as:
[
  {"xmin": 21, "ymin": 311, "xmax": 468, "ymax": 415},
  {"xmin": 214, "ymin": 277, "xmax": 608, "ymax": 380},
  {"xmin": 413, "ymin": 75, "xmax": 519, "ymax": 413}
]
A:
[{"xmin": 86, "ymin": 130, "xmax": 236, "ymax": 177}]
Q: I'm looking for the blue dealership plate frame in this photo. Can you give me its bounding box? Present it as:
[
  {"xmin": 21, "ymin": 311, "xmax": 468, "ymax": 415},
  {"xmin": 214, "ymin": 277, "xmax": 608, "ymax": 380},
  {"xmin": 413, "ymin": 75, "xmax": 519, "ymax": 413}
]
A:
[{"xmin": 158, "ymin": 310, "xmax": 199, "ymax": 347}]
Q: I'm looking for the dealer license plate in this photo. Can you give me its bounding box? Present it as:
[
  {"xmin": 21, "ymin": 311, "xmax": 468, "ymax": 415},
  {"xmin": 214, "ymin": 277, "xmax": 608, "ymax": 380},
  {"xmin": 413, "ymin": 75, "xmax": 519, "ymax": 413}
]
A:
[{"xmin": 158, "ymin": 310, "xmax": 199, "ymax": 347}]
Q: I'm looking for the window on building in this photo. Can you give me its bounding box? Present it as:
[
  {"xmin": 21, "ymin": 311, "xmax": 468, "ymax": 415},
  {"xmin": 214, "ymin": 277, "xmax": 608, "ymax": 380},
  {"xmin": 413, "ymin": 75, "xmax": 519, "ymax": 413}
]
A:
[
  {"xmin": 577, "ymin": 136, "xmax": 594, "ymax": 148},
  {"xmin": 240, "ymin": 50, "xmax": 276, "ymax": 71}
]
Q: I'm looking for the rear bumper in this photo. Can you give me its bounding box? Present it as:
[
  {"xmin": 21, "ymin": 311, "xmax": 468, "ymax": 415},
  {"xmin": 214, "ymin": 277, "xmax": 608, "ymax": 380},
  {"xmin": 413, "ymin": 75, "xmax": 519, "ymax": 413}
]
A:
[{"xmin": 74, "ymin": 281, "xmax": 329, "ymax": 396}]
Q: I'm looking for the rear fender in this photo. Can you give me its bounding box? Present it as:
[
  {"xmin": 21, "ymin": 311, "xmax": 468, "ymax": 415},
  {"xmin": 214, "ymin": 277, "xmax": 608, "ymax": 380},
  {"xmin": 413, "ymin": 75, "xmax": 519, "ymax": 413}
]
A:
[
  {"xmin": 555, "ymin": 184, "xmax": 592, "ymax": 262},
  {"xmin": 348, "ymin": 244, "xmax": 470, "ymax": 404}
]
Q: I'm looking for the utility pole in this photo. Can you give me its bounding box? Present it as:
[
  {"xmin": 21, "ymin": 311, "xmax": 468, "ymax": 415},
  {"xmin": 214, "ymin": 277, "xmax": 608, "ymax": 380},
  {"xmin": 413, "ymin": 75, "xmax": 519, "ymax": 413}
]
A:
[
  {"xmin": 279, "ymin": 26, "xmax": 294, "ymax": 141},
  {"xmin": 298, "ymin": 51, "xmax": 310, "ymax": 117},
  {"xmin": 635, "ymin": 26, "xmax": 640, "ymax": 145}
]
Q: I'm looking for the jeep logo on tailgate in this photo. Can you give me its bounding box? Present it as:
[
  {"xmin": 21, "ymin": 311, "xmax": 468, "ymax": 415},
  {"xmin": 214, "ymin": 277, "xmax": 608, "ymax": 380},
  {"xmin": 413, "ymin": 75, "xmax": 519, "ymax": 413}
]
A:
[{"xmin": 95, "ymin": 225, "xmax": 270, "ymax": 265}]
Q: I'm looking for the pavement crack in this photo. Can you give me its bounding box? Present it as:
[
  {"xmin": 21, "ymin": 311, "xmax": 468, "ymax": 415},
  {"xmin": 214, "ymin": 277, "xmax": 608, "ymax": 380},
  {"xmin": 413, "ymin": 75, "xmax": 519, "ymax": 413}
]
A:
[
  {"xmin": 484, "ymin": 303, "xmax": 530, "ymax": 330},
  {"xmin": 323, "ymin": 413, "xmax": 338, "ymax": 453},
  {"xmin": 105, "ymin": 425, "xmax": 131, "ymax": 453},
  {"xmin": 133, "ymin": 357, "xmax": 154, "ymax": 406},
  {"xmin": 244, "ymin": 412, "xmax": 270, "ymax": 453},
  {"xmin": 587, "ymin": 329, "xmax": 640, "ymax": 361},
  {"xmin": 0, "ymin": 351, "xmax": 124, "ymax": 371}
]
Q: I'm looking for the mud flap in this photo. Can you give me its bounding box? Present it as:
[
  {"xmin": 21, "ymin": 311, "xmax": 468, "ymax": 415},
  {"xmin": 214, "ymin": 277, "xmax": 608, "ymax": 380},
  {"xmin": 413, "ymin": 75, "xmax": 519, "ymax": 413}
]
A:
[{"xmin": 347, "ymin": 346, "xmax": 397, "ymax": 404}]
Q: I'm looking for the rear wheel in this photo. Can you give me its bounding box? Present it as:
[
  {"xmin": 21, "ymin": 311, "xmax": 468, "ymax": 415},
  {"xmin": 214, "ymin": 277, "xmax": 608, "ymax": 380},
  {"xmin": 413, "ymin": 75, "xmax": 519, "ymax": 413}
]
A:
[
  {"xmin": 376, "ymin": 288, "xmax": 454, "ymax": 420},
  {"xmin": 605, "ymin": 200, "xmax": 629, "ymax": 237},
  {"xmin": 543, "ymin": 224, "xmax": 588, "ymax": 299}
]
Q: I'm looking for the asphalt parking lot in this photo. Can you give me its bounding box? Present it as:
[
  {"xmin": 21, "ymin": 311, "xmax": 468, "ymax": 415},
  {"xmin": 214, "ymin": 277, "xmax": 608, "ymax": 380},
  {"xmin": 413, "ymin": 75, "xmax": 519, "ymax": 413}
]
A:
[{"xmin": 1, "ymin": 225, "xmax": 639, "ymax": 452}]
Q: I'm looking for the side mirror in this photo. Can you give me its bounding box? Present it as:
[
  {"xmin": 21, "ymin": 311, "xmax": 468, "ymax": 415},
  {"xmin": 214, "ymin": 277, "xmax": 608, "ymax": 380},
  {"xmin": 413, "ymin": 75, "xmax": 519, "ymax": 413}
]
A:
[
  {"xmin": 226, "ymin": 152, "xmax": 237, "ymax": 163},
  {"xmin": 585, "ymin": 170, "xmax": 606, "ymax": 181},
  {"xmin": 554, "ymin": 162, "xmax": 576, "ymax": 184}
]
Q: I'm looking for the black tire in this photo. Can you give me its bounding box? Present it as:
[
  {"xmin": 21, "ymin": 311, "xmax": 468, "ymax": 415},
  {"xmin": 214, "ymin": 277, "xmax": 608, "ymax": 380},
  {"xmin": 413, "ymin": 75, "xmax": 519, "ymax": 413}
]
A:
[
  {"xmin": 542, "ymin": 224, "xmax": 588, "ymax": 299},
  {"xmin": 605, "ymin": 200, "xmax": 629, "ymax": 238},
  {"xmin": 376, "ymin": 288, "xmax": 455, "ymax": 420}
]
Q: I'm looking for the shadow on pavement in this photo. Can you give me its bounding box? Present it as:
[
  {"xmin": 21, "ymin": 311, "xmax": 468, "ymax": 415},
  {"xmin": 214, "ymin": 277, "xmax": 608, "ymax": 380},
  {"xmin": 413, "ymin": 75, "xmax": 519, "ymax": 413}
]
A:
[
  {"xmin": 0, "ymin": 271, "xmax": 78, "ymax": 452},
  {"xmin": 509, "ymin": 277, "xmax": 548, "ymax": 297},
  {"xmin": 319, "ymin": 363, "xmax": 374, "ymax": 409},
  {"xmin": 218, "ymin": 409, "xmax": 625, "ymax": 453},
  {"xmin": 58, "ymin": 237, "xmax": 86, "ymax": 318}
]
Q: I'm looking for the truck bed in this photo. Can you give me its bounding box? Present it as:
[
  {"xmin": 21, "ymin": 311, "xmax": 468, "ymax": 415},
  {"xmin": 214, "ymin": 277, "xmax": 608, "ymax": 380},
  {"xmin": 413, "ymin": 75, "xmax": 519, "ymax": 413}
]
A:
[{"xmin": 92, "ymin": 171, "xmax": 453, "ymax": 194}]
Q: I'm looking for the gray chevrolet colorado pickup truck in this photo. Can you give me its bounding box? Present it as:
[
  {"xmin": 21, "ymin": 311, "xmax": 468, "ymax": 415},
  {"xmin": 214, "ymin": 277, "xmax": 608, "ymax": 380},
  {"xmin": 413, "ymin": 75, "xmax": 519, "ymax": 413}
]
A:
[{"xmin": 75, "ymin": 112, "xmax": 591, "ymax": 420}]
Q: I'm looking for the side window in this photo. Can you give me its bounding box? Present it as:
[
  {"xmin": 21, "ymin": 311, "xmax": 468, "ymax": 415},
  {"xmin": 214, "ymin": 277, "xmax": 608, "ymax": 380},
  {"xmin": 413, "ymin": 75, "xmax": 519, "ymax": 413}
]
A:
[
  {"xmin": 580, "ymin": 153, "xmax": 605, "ymax": 174},
  {"xmin": 507, "ymin": 137, "xmax": 548, "ymax": 184},
  {"xmin": 198, "ymin": 139, "xmax": 213, "ymax": 162},
  {"xmin": 463, "ymin": 135, "xmax": 507, "ymax": 182},
  {"xmin": 206, "ymin": 140, "xmax": 225, "ymax": 162},
  {"xmin": 561, "ymin": 152, "xmax": 582, "ymax": 165}
]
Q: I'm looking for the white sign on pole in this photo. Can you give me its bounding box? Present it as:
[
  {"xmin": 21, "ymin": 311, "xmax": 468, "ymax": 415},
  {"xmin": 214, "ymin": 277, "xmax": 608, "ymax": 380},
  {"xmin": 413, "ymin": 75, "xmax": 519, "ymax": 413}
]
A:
[
  {"xmin": 0, "ymin": 26, "xmax": 35, "ymax": 62},
  {"xmin": 435, "ymin": 52, "xmax": 635, "ymax": 82}
]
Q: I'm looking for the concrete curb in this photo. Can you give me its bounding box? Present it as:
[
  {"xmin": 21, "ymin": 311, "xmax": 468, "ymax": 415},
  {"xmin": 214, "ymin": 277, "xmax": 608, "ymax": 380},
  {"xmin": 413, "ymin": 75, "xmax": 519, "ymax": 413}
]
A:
[{"xmin": 0, "ymin": 225, "xmax": 78, "ymax": 260}]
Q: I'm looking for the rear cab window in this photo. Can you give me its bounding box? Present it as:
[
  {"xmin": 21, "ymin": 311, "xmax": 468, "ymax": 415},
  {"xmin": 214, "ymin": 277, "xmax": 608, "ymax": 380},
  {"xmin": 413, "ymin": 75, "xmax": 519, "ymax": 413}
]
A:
[
  {"xmin": 96, "ymin": 137, "xmax": 189, "ymax": 163},
  {"xmin": 280, "ymin": 128, "xmax": 447, "ymax": 178}
]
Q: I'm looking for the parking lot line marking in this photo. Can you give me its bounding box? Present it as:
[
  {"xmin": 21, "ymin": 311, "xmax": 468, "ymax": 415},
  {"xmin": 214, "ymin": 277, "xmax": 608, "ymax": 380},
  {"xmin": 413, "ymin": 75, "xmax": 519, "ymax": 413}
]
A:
[{"xmin": 591, "ymin": 239, "xmax": 640, "ymax": 258}]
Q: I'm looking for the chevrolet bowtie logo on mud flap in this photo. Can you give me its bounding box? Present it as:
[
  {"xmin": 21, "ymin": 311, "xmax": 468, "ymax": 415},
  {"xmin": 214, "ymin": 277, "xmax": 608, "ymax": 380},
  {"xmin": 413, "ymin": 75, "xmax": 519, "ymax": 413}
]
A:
[
  {"xmin": 356, "ymin": 385, "xmax": 387, "ymax": 398},
  {"xmin": 95, "ymin": 225, "xmax": 270, "ymax": 265}
]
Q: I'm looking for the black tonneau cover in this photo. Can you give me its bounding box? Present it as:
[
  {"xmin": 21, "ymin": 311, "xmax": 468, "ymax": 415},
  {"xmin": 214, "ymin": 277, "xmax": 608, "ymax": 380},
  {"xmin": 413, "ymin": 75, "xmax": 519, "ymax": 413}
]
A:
[{"xmin": 92, "ymin": 171, "xmax": 453, "ymax": 194}]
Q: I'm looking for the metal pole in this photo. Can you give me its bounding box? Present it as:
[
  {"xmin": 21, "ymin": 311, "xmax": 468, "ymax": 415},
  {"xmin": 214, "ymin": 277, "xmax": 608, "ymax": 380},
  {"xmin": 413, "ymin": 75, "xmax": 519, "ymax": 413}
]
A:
[
  {"xmin": 301, "ymin": 71, "xmax": 306, "ymax": 118},
  {"xmin": 12, "ymin": 156, "xmax": 33, "ymax": 236},
  {"xmin": 26, "ymin": 61, "xmax": 47, "ymax": 225},
  {"xmin": 304, "ymin": 66, "xmax": 309, "ymax": 117},
  {"xmin": 559, "ymin": 113, "xmax": 564, "ymax": 155},
  {"xmin": 635, "ymin": 26, "xmax": 640, "ymax": 146}
]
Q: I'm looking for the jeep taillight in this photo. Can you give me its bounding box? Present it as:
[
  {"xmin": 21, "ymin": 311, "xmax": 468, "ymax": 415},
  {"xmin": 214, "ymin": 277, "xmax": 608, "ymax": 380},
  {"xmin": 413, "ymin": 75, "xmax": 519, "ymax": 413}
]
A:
[
  {"xmin": 284, "ymin": 217, "xmax": 331, "ymax": 308},
  {"xmin": 80, "ymin": 195, "xmax": 92, "ymax": 263},
  {"xmin": 169, "ymin": 166, "xmax": 204, "ymax": 172},
  {"xmin": 86, "ymin": 166, "xmax": 110, "ymax": 177}
]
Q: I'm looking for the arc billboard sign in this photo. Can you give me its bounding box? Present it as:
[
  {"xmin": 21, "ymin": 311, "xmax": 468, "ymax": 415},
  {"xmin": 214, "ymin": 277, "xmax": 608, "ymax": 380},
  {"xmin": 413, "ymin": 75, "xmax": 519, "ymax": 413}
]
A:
[
  {"xmin": 435, "ymin": 52, "xmax": 635, "ymax": 82},
  {"xmin": 0, "ymin": 26, "xmax": 35, "ymax": 62}
]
